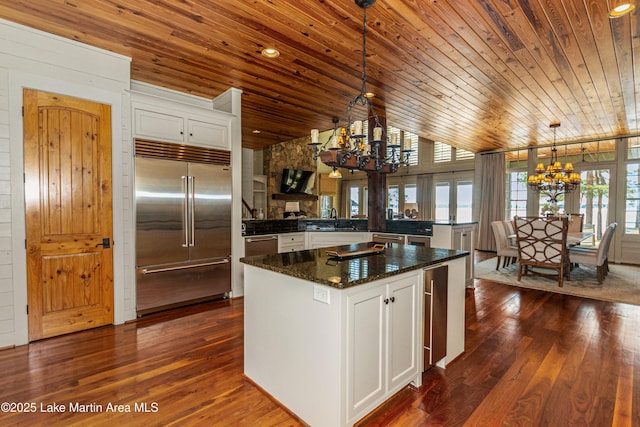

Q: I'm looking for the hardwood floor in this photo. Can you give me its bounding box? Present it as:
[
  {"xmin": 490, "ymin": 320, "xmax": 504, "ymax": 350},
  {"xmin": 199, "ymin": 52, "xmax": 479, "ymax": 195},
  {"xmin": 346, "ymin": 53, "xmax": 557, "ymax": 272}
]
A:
[{"xmin": 1, "ymin": 254, "xmax": 639, "ymax": 426}]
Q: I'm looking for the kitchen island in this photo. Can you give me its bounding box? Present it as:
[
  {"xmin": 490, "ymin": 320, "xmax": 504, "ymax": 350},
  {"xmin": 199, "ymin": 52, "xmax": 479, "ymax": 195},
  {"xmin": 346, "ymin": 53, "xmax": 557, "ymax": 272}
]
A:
[{"xmin": 241, "ymin": 243, "xmax": 468, "ymax": 427}]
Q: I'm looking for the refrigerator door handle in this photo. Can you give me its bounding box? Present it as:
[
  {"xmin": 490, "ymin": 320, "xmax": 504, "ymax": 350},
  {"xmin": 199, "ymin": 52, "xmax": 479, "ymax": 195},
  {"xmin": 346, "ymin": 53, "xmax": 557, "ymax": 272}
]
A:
[
  {"xmin": 142, "ymin": 258, "xmax": 230, "ymax": 274},
  {"xmin": 182, "ymin": 175, "xmax": 189, "ymax": 247},
  {"xmin": 189, "ymin": 175, "xmax": 195, "ymax": 247}
]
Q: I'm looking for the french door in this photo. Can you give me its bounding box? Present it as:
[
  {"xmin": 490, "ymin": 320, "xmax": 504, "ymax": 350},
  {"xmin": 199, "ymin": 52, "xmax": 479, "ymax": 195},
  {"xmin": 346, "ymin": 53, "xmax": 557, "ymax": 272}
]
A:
[
  {"xmin": 434, "ymin": 173, "xmax": 473, "ymax": 223},
  {"xmin": 565, "ymin": 165, "xmax": 615, "ymax": 246}
]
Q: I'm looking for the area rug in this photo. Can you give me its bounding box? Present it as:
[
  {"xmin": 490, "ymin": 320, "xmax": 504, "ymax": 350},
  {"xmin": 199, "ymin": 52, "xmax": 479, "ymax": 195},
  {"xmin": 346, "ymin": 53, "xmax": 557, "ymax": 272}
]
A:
[{"xmin": 474, "ymin": 258, "xmax": 640, "ymax": 306}]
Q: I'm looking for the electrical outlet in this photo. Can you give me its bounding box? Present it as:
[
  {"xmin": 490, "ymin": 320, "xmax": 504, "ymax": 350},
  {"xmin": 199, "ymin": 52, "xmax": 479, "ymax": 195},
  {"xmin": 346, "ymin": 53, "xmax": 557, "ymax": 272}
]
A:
[{"xmin": 313, "ymin": 284, "xmax": 330, "ymax": 304}]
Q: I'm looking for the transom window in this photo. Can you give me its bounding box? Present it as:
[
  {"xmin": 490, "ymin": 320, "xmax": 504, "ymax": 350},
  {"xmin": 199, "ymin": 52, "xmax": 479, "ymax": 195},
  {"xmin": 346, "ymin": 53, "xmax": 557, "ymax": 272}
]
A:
[
  {"xmin": 434, "ymin": 141, "xmax": 475, "ymax": 163},
  {"xmin": 434, "ymin": 141, "xmax": 452, "ymax": 163},
  {"xmin": 387, "ymin": 125, "xmax": 419, "ymax": 166}
]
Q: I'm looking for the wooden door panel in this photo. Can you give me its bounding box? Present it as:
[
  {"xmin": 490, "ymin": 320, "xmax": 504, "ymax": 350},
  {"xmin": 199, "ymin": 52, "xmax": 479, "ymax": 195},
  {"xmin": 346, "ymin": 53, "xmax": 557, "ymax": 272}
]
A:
[
  {"xmin": 42, "ymin": 253, "xmax": 103, "ymax": 312},
  {"xmin": 24, "ymin": 88, "xmax": 113, "ymax": 341},
  {"xmin": 40, "ymin": 109, "xmax": 100, "ymax": 236}
]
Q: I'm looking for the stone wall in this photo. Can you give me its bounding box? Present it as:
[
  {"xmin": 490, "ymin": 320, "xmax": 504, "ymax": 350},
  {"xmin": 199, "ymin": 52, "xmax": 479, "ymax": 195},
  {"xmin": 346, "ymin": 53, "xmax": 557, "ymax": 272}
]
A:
[{"xmin": 264, "ymin": 135, "xmax": 318, "ymax": 219}]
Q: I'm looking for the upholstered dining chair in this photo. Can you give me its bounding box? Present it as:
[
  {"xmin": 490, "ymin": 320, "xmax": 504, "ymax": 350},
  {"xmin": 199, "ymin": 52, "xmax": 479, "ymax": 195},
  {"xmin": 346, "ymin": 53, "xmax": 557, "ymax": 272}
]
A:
[
  {"xmin": 504, "ymin": 219, "xmax": 516, "ymax": 246},
  {"xmin": 567, "ymin": 213, "xmax": 584, "ymax": 233},
  {"xmin": 569, "ymin": 223, "xmax": 617, "ymax": 283},
  {"xmin": 491, "ymin": 221, "xmax": 519, "ymax": 270},
  {"xmin": 513, "ymin": 216, "xmax": 570, "ymax": 287}
]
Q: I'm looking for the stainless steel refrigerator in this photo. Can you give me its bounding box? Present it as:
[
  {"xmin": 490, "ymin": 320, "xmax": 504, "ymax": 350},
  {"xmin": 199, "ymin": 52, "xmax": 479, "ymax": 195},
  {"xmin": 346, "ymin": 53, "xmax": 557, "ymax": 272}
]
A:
[{"xmin": 135, "ymin": 142, "xmax": 232, "ymax": 315}]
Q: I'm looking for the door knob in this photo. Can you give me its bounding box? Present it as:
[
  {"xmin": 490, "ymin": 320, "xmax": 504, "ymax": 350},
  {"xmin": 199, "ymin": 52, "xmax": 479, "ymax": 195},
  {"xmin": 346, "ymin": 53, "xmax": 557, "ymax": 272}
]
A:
[{"xmin": 96, "ymin": 238, "xmax": 111, "ymax": 249}]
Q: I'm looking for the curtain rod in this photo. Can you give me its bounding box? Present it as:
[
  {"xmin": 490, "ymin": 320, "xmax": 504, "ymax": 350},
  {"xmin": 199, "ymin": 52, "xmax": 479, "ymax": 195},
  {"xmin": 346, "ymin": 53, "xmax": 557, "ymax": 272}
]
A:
[{"xmin": 479, "ymin": 132, "xmax": 640, "ymax": 155}]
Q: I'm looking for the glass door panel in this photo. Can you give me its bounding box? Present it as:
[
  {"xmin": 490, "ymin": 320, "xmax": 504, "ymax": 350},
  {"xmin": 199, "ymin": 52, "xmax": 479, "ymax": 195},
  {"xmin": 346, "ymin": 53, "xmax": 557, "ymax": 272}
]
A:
[
  {"xmin": 387, "ymin": 185, "xmax": 399, "ymax": 218},
  {"xmin": 350, "ymin": 187, "xmax": 360, "ymax": 218},
  {"xmin": 577, "ymin": 168, "xmax": 611, "ymax": 246},
  {"xmin": 435, "ymin": 182, "xmax": 450, "ymax": 221},
  {"xmin": 456, "ymin": 180, "xmax": 473, "ymax": 223}
]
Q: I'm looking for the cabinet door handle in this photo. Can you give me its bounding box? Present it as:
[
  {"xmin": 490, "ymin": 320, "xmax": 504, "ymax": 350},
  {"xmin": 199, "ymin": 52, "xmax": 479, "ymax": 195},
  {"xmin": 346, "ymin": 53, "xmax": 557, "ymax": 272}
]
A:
[
  {"xmin": 390, "ymin": 296, "xmax": 395, "ymax": 303},
  {"xmin": 384, "ymin": 298, "xmax": 390, "ymax": 304}
]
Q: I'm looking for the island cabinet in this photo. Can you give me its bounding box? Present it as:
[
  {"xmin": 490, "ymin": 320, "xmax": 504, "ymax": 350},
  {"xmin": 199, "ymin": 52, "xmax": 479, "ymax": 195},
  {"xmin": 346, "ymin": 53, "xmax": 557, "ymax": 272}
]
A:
[
  {"xmin": 346, "ymin": 274, "xmax": 419, "ymax": 422},
  {"xmin": 242, "ymin": 247, "xmax": 467, "ymax": 427},
  {"xmin": 277, "ymin": 232, "xmax": 305, "ymax": 252},
  {"xmin": 243, "ymin": 266, "xmax": 422, "ymax": 427},
  {"xmin": 306, "ymin": 231, "xmax": 371, "ymax": 249},
  {"xmin": 431, "ymin": 223, "xmax": 476, "ymax": 286}
]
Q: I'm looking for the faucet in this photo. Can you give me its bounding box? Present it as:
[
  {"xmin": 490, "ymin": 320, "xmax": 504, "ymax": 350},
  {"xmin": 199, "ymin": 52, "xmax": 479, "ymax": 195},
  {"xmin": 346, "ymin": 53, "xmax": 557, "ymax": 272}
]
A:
[{"xmin": 329, "ymin": 208, "xmax": 338, "ymax": 219}]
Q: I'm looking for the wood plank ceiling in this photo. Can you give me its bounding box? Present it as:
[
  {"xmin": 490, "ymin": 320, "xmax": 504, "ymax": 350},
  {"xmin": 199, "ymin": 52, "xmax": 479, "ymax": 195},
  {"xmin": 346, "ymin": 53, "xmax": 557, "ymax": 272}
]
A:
[{"xmin": 0, "ymin": 0, "xmax": 638, "ymax": 153}]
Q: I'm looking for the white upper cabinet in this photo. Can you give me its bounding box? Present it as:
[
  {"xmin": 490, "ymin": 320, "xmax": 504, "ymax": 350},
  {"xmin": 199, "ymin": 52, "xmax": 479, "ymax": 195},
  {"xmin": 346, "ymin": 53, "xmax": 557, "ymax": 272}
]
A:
[
  {"xmin": 132, "ymin": 89, "xmax": 232, "ymax": 150},
  {"xmin": 134, "ymin": 109, "xmax": 184, "ymax": 143}
]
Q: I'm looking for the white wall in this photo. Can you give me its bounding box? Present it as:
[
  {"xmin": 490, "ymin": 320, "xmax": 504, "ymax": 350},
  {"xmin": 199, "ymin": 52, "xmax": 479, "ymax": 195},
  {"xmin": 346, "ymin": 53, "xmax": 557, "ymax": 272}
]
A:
[{"xmin": 0, "ymin": 18, "xmax": 133, "ymax": 347}]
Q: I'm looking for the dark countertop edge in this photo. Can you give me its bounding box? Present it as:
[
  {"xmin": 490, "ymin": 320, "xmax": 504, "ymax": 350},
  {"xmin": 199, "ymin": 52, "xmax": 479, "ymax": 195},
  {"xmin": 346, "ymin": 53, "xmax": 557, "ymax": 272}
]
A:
[
  {"xmin": 242, "ymin": 218, "xmax": 477, "ymax": 237},
  {"xmin": 240, "ymin": 250, "xmax": 469, "ymax": 289}
]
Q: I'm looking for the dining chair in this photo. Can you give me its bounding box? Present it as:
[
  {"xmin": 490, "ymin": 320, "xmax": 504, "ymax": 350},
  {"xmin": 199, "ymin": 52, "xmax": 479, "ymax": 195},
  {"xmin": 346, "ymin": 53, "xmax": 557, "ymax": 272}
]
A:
[
  {"xmin": 491, "ymin": 221, "xmax": 519, "ymax": 270},
  {"xmin": 569, "ymin": 223, "xmax": 617, "ymax": 283},
  {"xmin": 513, "ymin": 216, "xmax": 570, "ymax": 287},
  {"xmin": 567, "ymin": 213, "xmax": 584, "ymax": 233},
  {"xmin": 503, "ymin": 219, "xmax": 516, "ymax": 246}
]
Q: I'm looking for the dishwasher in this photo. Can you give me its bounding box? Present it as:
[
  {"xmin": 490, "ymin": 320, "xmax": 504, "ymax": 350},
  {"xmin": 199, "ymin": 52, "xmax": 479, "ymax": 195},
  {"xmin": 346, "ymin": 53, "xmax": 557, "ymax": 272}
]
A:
[
  {"xmin": 371, "ymin": 233, "xmax": 406, "ymax": 244},
  {"xmin": 244, "ymin": 235, "xmax": 279, "ymax": 257},
  {"xmin": 407, "ymin": 234, "xmax": 431, "ymax": 247}
]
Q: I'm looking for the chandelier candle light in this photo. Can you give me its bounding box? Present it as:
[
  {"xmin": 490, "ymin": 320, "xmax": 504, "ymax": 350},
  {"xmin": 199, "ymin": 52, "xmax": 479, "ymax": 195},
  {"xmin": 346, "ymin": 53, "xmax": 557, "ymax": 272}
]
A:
[
  {"xmin": 527, "ymin": 122, "xmax": 581, "ymax": 207},
  {"xmin": 309, "ymin": 0, "xmax": 413, "ymax": 175}
]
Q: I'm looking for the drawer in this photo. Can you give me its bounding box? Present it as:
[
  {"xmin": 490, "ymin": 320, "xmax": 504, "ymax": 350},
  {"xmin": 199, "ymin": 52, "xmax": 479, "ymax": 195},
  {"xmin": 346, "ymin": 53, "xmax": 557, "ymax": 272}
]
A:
[
  {"xmin": 280, "ymin": 243, "xmax": 305, "ymax": 253},
  {"xmin": 280, "ymin": 233, "xmax": 305, "ymax": 244}
]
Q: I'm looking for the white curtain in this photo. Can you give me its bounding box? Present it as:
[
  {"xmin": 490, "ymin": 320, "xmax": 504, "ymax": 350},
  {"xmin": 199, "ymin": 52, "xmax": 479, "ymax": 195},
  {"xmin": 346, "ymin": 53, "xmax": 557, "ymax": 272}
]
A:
[
  {"xmin": 477, "ymin": 153, "xmax": 506, "ymax": 251},
  {"xmin": 417, "ymin": 174, "xmax": 433, "ymax": 220}
]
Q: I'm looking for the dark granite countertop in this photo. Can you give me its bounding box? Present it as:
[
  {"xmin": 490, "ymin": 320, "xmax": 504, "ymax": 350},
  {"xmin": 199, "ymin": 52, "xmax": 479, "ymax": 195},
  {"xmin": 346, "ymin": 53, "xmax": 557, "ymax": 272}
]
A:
[
  {"xmin": 242, "ymin": 218, "xmax": 438, "ymax": 236},
  {"xmin": 240, "ymin": 242, "xmax": 468, "ymax": 288}
]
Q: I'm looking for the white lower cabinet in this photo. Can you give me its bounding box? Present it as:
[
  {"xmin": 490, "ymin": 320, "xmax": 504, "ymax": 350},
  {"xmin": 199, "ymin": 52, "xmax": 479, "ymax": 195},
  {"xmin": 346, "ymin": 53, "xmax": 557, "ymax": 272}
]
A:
[
  {"xmin": 346, "ymin": 274, "xmax": 419, "ymax": 424},
  {"xmin": 306, "ymin": 231, "xmax": 371, "ymax": 249},
  {"xmin": 431, "ymin": 223, "xmax": 476, "ymax": 286},
  {"xmin": 278, "ymin": 232, "xmax": 305, "ymax": 252},
  {"xmin": 244, "ymin": 266, "xmax": 422, "ymax": 427}
]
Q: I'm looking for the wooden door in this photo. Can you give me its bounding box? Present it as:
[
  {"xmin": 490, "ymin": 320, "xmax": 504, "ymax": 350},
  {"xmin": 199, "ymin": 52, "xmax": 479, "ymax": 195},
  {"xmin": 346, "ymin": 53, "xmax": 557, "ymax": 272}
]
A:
[{"xmin": 23, "ymin": 89, "xmax": 114, "ymax": 341}]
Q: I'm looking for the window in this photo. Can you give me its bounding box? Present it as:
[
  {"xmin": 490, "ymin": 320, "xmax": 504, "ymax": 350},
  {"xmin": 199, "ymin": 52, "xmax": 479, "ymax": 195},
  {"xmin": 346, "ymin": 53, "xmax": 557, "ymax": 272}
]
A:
[
  {"xmin": 434, "ymin": 141, "xmax": 475, "ymax": 164},
  {"xmin": 456, "ymin": 148, "xmax": 475, "ymax": 161},
  {"xmin": 537, "ymin": 140, "xmax": 616, "ymax": 167},
  {"xmin": 578, "ymin": 168, "xmax": 611, "ymax": 242},
  {"xmin": 434, "ymin": 141, "xmax": 452, "ymax": 163},
  {"xmin": 456, "ymin": 180, "xmax": 473, "ymax": 223},
  {"xmin": 404, "ymin": 184, "xmax": 418, "ymax": 218},
  {"xmin": 346, "ymin": 183, "xmax": 368, "ymax": 218},
  {"xmin": 350, "ymin": 187, "xmax": 360, "ymax": 218},
  {"xmin": 506, "ymin": 171, "xmax": 528, "ymax": 219},
  {"xmin": 320, "ymin": 195, "xmax": 333, "ymax": 219},
  {"xmin": 625, "ymin": 163, "xmax": 640, "ymax": 235},
  {"xmin": 505, "ymin": 149, "xmax": 529, "ymax": 219},
  {"xmin": 540, "ymin": 193, "xmax": 564, "ymax": 215},
  {"xmin": 387, "ymin": 185, "xmax": 399, "ymax": 218},
  {"xmin": 387, "ymin": 125, "xmax": 419, "ymax": 166},
  {"xmin": 434, "ymin": 182, "xmax": 450, "ymax": 221},
  {"xmin": 628, "ymin": 137, "xmax": 640, "ymax": 160},
  {"xmin": 404, "ymin": 131, "xmax": 419, "ymax": 166}
]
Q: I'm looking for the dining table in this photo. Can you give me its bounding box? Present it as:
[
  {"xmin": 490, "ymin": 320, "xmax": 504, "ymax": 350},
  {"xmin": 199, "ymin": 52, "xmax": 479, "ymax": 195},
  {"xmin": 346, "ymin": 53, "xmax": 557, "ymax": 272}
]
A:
[{"xmin": 508, "ymin": 231, "xmax": 595, "ymax": 247}]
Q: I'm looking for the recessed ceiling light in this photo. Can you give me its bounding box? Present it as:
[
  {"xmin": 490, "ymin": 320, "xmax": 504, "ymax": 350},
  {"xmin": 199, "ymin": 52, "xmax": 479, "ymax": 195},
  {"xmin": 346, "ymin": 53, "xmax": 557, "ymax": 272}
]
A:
[
  {"xmin": 252, "ymin": 130, "xmax": 261, "ymax": 134},
  {"xmin": 364, "ymin": 92, "xmax": 375, "ymax": 98},
  {"xmin": 610, "ymin": 1, "xmax": 635, "ymax": 17},
  {"xmin": 261, "ymin": 48, "xmax": 280, "ymax": 58}
]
